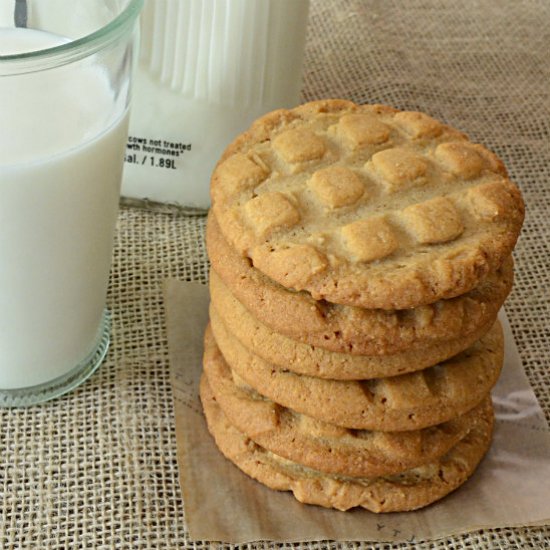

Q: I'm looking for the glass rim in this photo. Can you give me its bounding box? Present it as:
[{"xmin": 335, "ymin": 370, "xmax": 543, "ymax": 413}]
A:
[{"xmin": 0, "ymin": 0, "xmax": 143, "ymax": 69}]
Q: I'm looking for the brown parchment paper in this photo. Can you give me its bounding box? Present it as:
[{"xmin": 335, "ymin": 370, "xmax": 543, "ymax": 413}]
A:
[{"xmin": 164, "ymin": 280, "xmax": 550, "ymax": 544}]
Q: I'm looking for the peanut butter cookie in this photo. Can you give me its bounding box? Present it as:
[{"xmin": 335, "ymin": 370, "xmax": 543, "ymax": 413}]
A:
[
  {"xmin": 210, "ymin": 312, "xmax": 503, "ymax": 431},
  {"xmin": 200, "ymin": 373, "xmax": 494, "ymax": 512},
  {"xmin": 211, "ymin": 100, "xmax": 524, "ymax": 309},
  {"xmin": 207, "ymin": 213, "xmax": 513, "ymax": 355},
  {"xmin": 203, "ymin": 326, "xmax": 489, "ymax": 478},
  {"xmin": 210, "ymin": 271, "xmax": 497, "ymax": 380}
]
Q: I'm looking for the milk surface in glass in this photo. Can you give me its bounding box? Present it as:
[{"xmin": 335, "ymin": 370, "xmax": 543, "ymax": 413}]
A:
[{"xmin": 0, "ymin": 28, "xmax": 129, "ymax": 389}]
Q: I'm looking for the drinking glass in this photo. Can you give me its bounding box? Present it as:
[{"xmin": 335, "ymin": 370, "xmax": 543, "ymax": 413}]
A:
[{"xmin": 0, "ymin": 0, "xmax": 143, "ymax": 406}]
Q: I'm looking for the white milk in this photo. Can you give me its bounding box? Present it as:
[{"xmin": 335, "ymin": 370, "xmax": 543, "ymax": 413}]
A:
[{"xmin": 0, "ymin": 28, "xmax": 129, "ymax": 389}]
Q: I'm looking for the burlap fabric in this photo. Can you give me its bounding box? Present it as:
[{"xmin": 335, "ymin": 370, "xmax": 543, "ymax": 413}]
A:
[{"xmin": 1, "ymin": 0, "xmax": 549, "ymax": 547}]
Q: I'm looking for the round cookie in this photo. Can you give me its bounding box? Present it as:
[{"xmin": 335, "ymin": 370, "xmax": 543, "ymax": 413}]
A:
[
  {"xmin": 207, "ymin": 213, "xmax": 513, "ymax": 355},
  {"xmin": 203, "ymin": 327, "xmax": 488, "ymax": 478},
  {"xmin": 209, "ymin": 270, "xmax": 497, "ymax": 380},
  {"xmin": 200, "ymin": 374, "xmax": 495, "ymax": 512},
  {"xmin": 210, "ymin": 311, "xmax": 504, "ymax": 431},
  {"xmin": 211, "ymin": 99, "xmax": 524, "ymax": 309}
]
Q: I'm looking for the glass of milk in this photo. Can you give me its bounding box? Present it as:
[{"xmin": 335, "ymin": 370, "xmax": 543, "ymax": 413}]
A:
[{"xmin": 0, "ymin": 0, "xmax": 143, "ymax": 406}]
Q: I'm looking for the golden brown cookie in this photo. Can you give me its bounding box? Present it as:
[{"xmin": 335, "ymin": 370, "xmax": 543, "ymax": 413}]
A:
[
  {"xmin": 203, "ymin": 328, "xmax": 490, "ymax": 478},
  {"xmin": 207, "ymin": 213, "xmax": 513, "ymax": 355},
  {"xmin": 209, "ymin": 312, "xmax": 504, "ymax": 431},
  {"xmin": 210, "ymin": 99, "xmax": 524, "ymax": 309},
  {"xmin": 200, "ymin": 373, "xmax": 494, "ymax": 512},
  {"xmin": 209, "ymin": 271, "xmax": 497, "ymax": 380}
]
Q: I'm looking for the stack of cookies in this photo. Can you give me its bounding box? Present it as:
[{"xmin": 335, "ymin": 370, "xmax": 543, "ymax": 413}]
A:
[{"xmin": 201, "ymin": 100, "xmax": 524, "ymax": 512}]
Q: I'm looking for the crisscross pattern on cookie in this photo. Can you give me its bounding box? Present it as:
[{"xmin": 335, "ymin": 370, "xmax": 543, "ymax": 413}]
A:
[{"xmin": 211, "ymin": 100, "xmax": 524, "ymax": 308}]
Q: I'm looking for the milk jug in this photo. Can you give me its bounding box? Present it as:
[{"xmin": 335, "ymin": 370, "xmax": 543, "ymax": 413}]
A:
[{"xmin": 123, "ymin": 0, "xmax": 310, "ymax": 210}]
